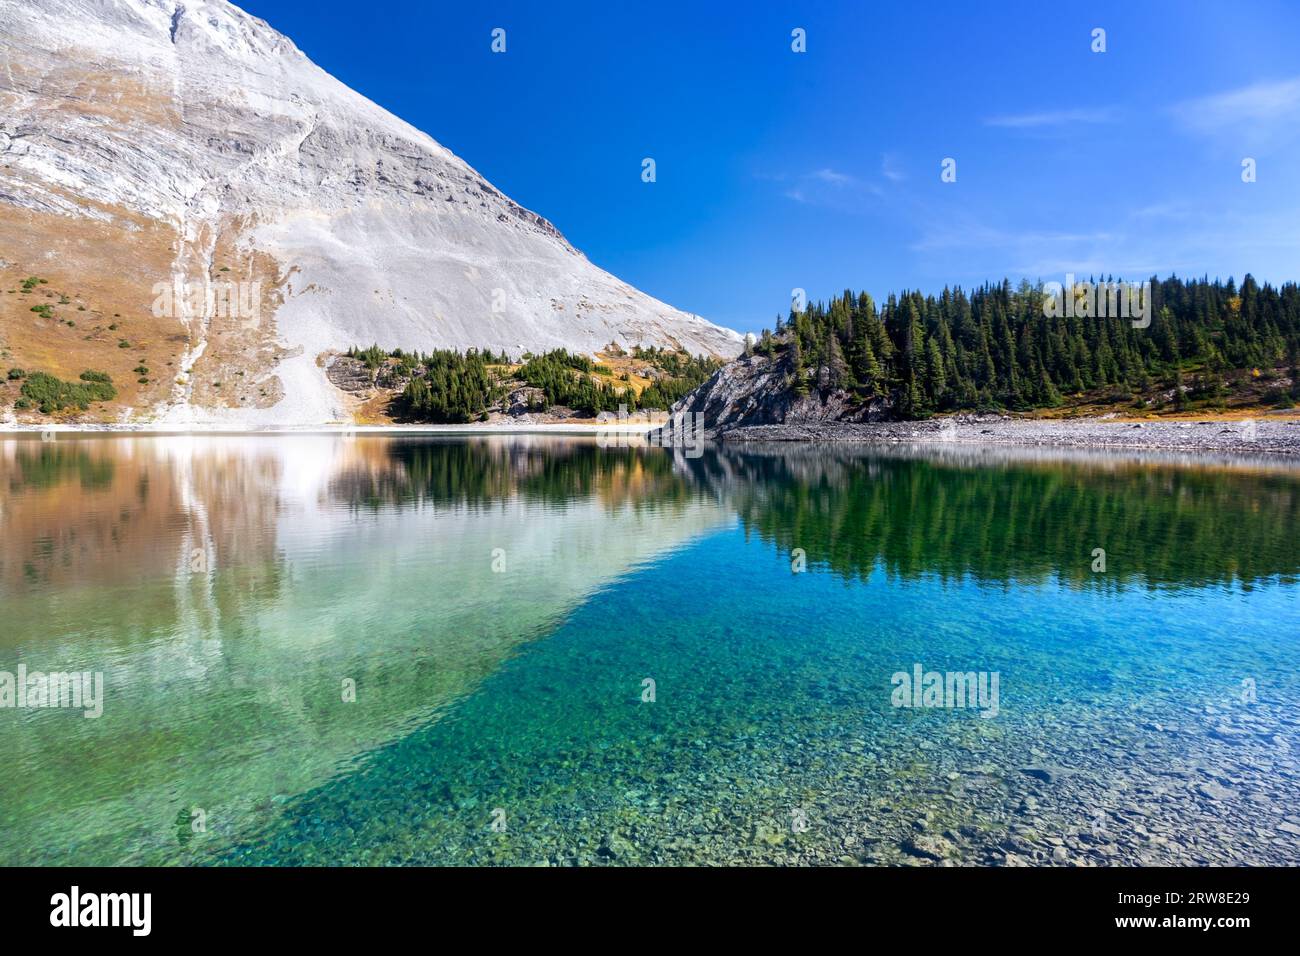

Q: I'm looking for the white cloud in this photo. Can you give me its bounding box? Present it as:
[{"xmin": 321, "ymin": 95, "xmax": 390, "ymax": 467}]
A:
[
  {"xmin": 764, "ymin": 156, "xmax": 907, "ymax": 210},
  {"xmin": 983, "ymin": 107, "xmax": 1117, "ymax": 129},
  {"xmin": 812, "ymin": 167, "xmax": 855, "ymax": 186},
  {"xmin": 881, "ymin": 153, "xmax": 905, "ymax": 183},
  {"xmin": 772, "ymin": 167, "xmax": 882, "ymax": 209},
  {"xmin": 907, "ymin": 202, "xmax": 1300, "ymax": 287},
  {"xmin": 1173, "ymin": 76, "xmax": 1300, "ymax": 144},
  {"xmin": 911, "ymin": 225, "xmax": 1114, "ymax": 253}
]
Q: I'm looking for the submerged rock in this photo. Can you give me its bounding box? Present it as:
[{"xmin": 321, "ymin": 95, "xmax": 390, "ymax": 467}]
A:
[
  {"xmin": 1197, "ymin": 782, "xmax": 1237, "ymax": 802},
  {"xmin": 1020, "ymin": 765, "xmax": 1076, "ymax": 785},
  {"xmin": 902, "ymin": 835, "xmax": 957, "ymax": 860}
]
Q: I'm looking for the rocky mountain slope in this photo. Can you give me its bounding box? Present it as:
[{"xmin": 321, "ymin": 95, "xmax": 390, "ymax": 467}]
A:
[{"xmin": 0, "ymin": 0, "xmax": 741, "ymax": 426}]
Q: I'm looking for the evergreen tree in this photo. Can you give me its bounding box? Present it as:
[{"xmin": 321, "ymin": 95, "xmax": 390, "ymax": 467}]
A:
[{"xmin": 742, "ymin": 275, "xmax": 1300, "ymax": 419}]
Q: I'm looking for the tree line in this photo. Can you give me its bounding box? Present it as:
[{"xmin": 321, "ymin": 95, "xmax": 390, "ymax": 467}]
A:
[
  {"xmin": 346, "ymin": 344, "xmax": 721, "ymax": 423},
  {"xmin": 751, "ymin": 275, "xmax": 1300, "ymax": 418}
]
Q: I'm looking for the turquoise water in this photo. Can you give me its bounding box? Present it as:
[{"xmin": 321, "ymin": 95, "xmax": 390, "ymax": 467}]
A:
[{"xmin": 1, "ymin": 435, "xmax": 1297, "ymax": 865}]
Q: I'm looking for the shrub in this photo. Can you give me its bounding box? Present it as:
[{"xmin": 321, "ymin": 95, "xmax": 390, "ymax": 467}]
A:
[
  {"xmin": 7, "ymin": 368, "xmax": 24, "ymax": 380},
  {"xmin": 20, "ymin": 371, "xmax": 117, "ymax": 414}
]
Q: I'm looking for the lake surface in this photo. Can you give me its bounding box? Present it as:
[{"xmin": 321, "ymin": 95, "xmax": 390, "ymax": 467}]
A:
[{"xmin": 2, "ymin": 434, "xmax": 1298, "ymax": 866}]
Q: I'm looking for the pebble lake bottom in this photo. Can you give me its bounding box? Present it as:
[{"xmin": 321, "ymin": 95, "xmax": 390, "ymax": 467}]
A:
[{"xmin": 1, "ymin": 434, "xmax": 1297, "ymax": 866}]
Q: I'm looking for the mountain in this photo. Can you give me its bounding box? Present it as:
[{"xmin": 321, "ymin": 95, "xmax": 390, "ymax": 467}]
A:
[{"xmin": 0, "ymin": 0, "xmax": 741, "ymax": 426}]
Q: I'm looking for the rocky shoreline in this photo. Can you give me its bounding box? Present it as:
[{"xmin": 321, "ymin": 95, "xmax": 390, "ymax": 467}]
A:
[
  {"xmin": 659, "ymin": 351, "xmax": 1300, "ymax": 457},
  {"xmin": 718, "ymin": 415, "xmax": 1300, "ymax": 457}
]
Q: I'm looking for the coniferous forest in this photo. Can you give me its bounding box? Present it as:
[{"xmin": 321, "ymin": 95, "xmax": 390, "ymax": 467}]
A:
[
  {"xmin": 397, "ymin": 349, "xmax": 505, "ymax": 423},
  {"xmin": 344, "ymin": 344, "xmax": 720, "ymax": 423},
  {"xmin": 752, "ymin": 275, "xmax": 1300, "ymax": 418}
]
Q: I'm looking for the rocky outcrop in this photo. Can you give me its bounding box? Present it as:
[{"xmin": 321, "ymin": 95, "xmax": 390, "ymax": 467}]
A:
[
  {"xmin": 502, "ymin": 386, "xmax": 546, "ymax": 417},
  {"xmin": 325, "ymin": 357, "xmax": 375, "ymax": 393},
  {"xmin": 659, "ymin": 350, "xmax": 891, "ymax": 440}
]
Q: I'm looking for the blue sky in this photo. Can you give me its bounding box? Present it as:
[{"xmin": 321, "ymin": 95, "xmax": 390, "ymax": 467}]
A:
[{"xmin": 240, "ymin": 0, "xmax": 1300, "ymax": 334}]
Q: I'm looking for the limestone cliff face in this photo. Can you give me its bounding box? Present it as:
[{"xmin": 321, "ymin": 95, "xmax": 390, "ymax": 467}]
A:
[
  {"xmin": 0, "ymin": 0, "xmax": 742, "ymax": 426},
  {"xmin": 664, "ymin": 350, "xmax": 893, "ymax": 439}
]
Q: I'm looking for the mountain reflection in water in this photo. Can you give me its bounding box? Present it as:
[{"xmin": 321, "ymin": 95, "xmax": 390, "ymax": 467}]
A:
[{"xmin": 0, "ymin": 435, "xmax": 1296, "ymax": 865}]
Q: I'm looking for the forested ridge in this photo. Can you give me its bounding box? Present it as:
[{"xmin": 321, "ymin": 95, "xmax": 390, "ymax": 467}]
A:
[{"xmin": 749, "ymin": 275, "xmax": 1300, "ymax": 418}]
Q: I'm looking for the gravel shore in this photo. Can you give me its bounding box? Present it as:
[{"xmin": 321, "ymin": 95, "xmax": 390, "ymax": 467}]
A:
[{"xmin": 720, "ymin": 415, "xmax": 1300, "ymax": 456}]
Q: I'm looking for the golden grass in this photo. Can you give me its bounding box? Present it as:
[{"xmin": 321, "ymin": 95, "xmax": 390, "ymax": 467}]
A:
[
  {"xmin": 0, "ymin": 195, "xmax": 294, "ymax": 421},
  {"xmin": 0, "ymin": 199, "xmax": 184, "ymax": 422}
]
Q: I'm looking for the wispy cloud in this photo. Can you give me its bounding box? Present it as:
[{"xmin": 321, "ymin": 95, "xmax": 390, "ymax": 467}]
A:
[
  {"xmin": 983, "ymin": 107, "xmax": 1117, "ymax": 129},
  {"xmin": 881, "ymin": 153, "xmax": 906, "ymax": 183},
  {"xmin": 906, "ymin": 200, "xmax": 1300, "ymax": 285},
  {"xmin": 811, "ymin": 167, "xmax": 856, "ymax": 186},
  {"xmin": 769, "ymin": 166, "xmax": 885, "ymax": 209},
  {"xmin": 1172, "ymin": 76, "xmax": 1300, "ymax": 144},
  {"xmin": 911, "ymin": 224, "xmax": 1115, "ymax": 254}
]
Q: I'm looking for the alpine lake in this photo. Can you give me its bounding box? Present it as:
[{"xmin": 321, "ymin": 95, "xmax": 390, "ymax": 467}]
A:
[{"xmin": 1, "ymin": 433, "xmax": 1297, "ymax": 866}]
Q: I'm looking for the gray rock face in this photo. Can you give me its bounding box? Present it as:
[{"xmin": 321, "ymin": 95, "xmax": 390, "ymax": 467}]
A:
[
  {"xmin": 661, "ymin": 351, "xmax": 891, "ymax": 440},
  {"xmin": 505, "ymin": 387, "xmax": 546, "ymax": 417},
  {"xmin": 324, "ymin": 357, "xmax": 374, "ymax": 394}
]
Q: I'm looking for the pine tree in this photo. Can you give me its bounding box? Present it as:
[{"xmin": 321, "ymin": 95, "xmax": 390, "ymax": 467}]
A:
[{"xmin": 790, "ymin": 336, "xmax": 808, "ymax": 395}]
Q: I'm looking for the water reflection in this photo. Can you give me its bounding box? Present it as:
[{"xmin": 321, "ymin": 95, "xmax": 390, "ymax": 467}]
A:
[
  {"xmin": 697, "ymin": 442, "xmax": 1300, "ymax": 591},
  {"xmin": 0, "ymin": 435, "xmax": 731, "ymax": 865},
  {"xmin": 0, "ymin": 435, "xmax": 1297, "ymax": 865}
]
